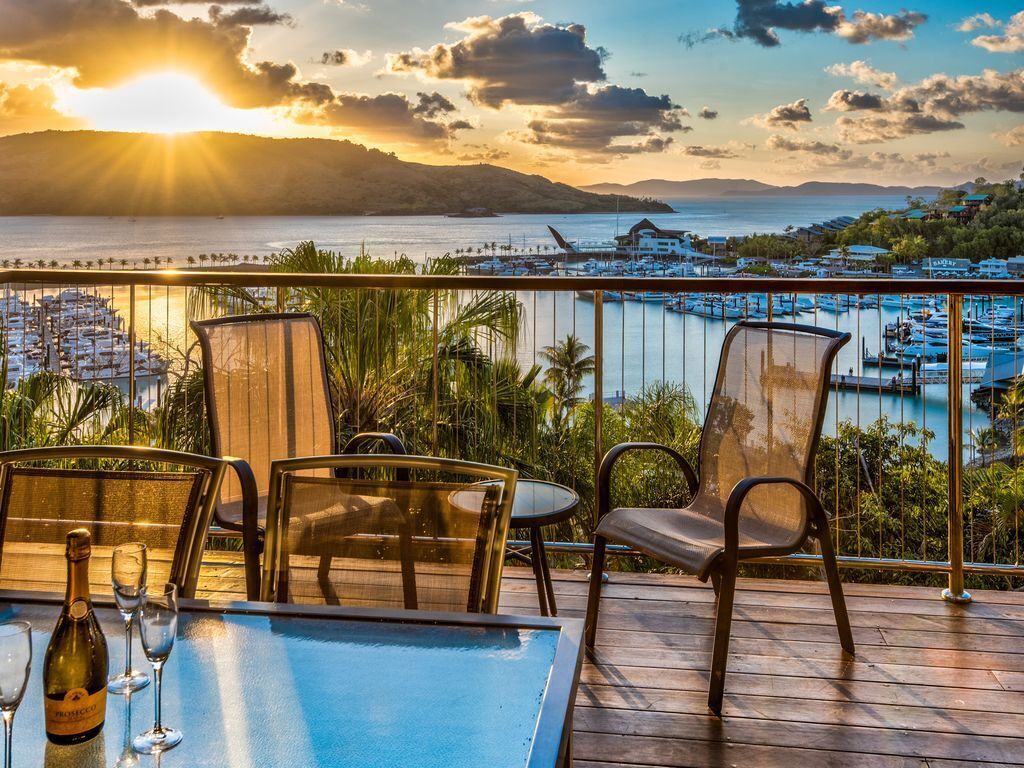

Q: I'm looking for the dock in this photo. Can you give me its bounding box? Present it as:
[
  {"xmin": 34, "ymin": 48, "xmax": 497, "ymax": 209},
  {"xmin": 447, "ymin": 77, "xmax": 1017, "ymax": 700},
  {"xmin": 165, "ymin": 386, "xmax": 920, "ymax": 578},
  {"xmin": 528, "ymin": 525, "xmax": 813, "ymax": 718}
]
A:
[{"xmin": 831, "ymin": 373, "xmax": 920, "ymax": 395}]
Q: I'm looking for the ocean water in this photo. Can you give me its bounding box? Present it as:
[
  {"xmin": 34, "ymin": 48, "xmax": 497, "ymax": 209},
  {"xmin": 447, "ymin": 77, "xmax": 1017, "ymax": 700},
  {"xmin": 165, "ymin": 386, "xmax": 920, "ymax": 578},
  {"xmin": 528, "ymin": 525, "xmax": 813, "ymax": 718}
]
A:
[
  {"xmin": 0, "ymin": 194, "xmax": 912, "ymax": 263},
  {"xmin": 0, "ymin": 192, "xmax": 988, "ymax": 458}
]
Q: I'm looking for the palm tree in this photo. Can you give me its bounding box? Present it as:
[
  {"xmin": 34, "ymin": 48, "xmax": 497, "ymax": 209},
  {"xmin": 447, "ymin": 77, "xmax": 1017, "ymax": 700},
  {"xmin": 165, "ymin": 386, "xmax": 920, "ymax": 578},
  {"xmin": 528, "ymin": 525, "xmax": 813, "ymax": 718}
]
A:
[
  {"xmin": 539, "ymin": 335, "xmax": 595, "ymax": 417},
  {"xmin": 120, "ymin": 259, "xmax": 129, "ymax": 270},
  {"xmin": 186, "ymin": 241, "xmax": 529, "ymax": 463}
]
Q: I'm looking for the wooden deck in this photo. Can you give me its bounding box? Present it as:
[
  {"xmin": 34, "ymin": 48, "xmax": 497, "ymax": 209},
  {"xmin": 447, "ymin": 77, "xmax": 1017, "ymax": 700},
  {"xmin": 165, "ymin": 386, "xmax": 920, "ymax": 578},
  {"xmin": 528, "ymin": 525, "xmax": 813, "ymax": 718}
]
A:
[
  {"xmin": 9, "ymin": 546, "xmax": 1024, "ymax": 766},
  {"xmin": 499, "ymin": 568, "xmax": 1024, "ymax": 768}
]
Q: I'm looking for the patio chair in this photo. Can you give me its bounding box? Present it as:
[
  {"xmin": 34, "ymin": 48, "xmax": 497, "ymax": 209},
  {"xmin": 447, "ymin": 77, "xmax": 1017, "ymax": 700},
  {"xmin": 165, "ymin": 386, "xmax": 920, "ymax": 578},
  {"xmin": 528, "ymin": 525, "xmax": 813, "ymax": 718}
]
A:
[
  {"xmin": 261, "ymin": 455, "xmax": 517, "ymax": 613},
  {"xmin": 585, "ymin": 321, "xmax": 855, "ymax": 714},
  {"xmin": 191, "ymin": 312, "xmax": 407, "ymax": 600},
  {"xmin": 0, "ymin": 445, "xmax": 246, "ymax": 599}
]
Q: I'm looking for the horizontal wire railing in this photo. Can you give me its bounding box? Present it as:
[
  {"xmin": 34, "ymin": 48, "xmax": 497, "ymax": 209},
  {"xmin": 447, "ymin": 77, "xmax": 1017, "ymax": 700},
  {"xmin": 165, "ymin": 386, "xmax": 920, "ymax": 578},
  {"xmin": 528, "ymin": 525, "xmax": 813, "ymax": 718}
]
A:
[{"xmin": 3, "ymin": 268, "xmax": 1024, "ymax": 596}]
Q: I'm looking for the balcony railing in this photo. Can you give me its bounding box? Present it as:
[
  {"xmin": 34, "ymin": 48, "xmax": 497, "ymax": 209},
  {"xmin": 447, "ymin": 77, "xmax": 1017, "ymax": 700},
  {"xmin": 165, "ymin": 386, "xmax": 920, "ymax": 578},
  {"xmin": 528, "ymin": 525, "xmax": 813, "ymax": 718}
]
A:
[{"xmin": 3, "ymin": 268, "xmax": 1024, "ymax": 600}]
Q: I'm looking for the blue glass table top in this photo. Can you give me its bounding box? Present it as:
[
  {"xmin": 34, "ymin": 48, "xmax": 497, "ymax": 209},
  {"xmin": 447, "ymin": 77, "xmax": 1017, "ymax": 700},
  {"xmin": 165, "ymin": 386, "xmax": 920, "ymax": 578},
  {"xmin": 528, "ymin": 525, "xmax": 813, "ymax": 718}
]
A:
[{"xmin": 0, "ymin": 598, "xmax": 580, "ymax": 767}]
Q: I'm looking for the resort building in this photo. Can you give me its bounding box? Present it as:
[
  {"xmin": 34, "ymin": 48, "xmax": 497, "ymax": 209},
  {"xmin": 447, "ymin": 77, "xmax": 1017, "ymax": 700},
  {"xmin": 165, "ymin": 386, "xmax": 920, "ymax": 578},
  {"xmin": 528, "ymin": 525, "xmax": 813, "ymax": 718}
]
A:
[
  {"xmin": 1007, "ymin": 255, "xmax": 1024, "ymax": 276},
  {"xmin": 923, "ymin": 257, "xmax": 971, "ymax": 276},
  {"xmin": 824, "ymin": 244, "xmax": 890, "ymax": 262},
  {"xmin": 977, "ymin": 258, "xmax": 1010, "ymax": 279}
]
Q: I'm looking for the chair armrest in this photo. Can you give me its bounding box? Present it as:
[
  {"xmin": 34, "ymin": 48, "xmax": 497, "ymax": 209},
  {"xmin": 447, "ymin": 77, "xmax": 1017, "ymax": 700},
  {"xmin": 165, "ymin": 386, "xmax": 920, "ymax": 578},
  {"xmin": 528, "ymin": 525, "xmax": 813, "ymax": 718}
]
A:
[
  {"xmin": 342, "ymin": 432, "xmax": 408, "ymax": 455},
  {"xmin": 722, "ymin": 476, "xmax": 822, "ymax": 554},
  {"xmin": 597, "ymin": 442, "xmax": 698, "ymax": 521},
  {"xmin": 220, "ymin": 456, "xmax": 261, "ymax": 601},
  {"xmin": 340, "ymin": 433, "xmax": 409, "ymax": 481}
]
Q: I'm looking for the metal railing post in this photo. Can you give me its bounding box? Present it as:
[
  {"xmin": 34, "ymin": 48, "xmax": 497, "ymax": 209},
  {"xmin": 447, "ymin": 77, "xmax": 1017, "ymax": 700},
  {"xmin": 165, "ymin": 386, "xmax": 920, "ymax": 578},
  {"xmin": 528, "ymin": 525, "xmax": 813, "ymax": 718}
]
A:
[
  {"xmin": 593, "ymin": 289, "xmax": 604, "ymax": 527},
  {"xmin": 431, "ymin": 288, "xmax": 439, "ymax": 455},
  {"xmin": 127, "ymin": 284, "xmax": 136, "ymax": 445},
  {"xmin": 943, "ymin": 293, "xmax": 971, "ymax": 603}
]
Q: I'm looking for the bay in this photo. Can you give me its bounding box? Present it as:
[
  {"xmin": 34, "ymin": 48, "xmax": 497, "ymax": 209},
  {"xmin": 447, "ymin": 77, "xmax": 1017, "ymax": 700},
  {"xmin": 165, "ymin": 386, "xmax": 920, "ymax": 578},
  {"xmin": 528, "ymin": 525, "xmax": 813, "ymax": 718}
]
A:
[{"xmin": 0, "ymin": 192, "xmax": 988, "ymax": 459}]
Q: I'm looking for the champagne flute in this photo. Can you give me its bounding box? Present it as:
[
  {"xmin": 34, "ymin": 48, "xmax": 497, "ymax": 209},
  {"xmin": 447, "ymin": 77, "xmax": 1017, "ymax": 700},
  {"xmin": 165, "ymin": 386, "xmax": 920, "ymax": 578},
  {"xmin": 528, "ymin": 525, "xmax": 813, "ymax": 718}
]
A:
[
  {"xmin": 109, "ymin": 543, "xmax": 150, "ymax": 695},
  {"xmin": 0, "ymin": 621, "xmax": 31, "ymax": 768},
  {"xmin": 132, "ymin": 584, "xmax": 182, "ymax": 755}
]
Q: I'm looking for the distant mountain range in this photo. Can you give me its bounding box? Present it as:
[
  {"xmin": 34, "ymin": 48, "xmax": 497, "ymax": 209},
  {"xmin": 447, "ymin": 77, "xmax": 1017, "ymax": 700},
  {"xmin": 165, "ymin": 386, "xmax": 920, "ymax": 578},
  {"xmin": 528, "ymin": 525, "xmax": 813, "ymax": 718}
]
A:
[
  {"xmin": 580, "ymin": 178, "xmax": 951, "ymax": 199},
  {"xmin": 0, "ymin": 131, "xmax": 672, "ymax": 216}
]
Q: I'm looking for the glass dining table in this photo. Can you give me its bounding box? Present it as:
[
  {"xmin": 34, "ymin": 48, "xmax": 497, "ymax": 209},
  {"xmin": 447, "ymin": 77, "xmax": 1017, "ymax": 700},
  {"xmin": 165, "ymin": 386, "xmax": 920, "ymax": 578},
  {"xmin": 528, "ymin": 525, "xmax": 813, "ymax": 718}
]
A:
[{"xmin": 0, "ymin": 591, "xmax": 583, "ymax": 767}]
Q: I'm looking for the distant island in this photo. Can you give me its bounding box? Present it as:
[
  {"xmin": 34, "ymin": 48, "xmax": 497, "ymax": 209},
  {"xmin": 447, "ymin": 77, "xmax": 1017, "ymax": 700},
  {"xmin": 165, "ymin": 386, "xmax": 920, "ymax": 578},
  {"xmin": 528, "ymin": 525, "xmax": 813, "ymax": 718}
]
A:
[
  {"xmin": 581, "ymin": 177, "xmax": 952, "ymax": 199},
  {"xmin": 0, "ymin": 131, "xmax": 672, "ymax": 216}
]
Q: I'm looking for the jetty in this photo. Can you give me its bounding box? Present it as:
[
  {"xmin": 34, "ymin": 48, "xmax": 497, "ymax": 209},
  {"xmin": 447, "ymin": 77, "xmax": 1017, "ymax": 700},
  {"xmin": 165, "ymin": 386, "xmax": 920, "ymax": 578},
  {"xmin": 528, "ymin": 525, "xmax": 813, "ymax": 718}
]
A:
[{"xmin": 831, "ymin": 373, "xmax": 920, "ymax": 395}]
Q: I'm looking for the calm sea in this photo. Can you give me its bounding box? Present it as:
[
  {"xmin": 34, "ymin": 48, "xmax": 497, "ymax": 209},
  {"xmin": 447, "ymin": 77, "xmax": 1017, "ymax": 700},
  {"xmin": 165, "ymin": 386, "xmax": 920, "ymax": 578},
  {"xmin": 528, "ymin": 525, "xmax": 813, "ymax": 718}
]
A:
[
  {"xmin": 0, "ymin": 195, "xmax": 912, "ymax": 263},
  {"xmin": 0, "ymin": 193, "xmax": 986, "ymax": 456}
]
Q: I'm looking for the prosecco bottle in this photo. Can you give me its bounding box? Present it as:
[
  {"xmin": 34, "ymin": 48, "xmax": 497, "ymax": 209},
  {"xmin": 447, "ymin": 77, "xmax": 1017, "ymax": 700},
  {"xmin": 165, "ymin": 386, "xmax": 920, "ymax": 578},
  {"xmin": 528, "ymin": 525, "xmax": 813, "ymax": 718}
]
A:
[{"xmin": 43, "ymin": 528, "xmax": 109, "ymax": 745}]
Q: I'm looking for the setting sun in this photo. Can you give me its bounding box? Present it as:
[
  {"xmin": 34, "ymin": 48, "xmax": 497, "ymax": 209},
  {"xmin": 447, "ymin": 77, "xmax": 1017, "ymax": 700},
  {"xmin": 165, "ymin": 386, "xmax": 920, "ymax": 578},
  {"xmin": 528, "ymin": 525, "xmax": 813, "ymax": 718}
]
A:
[{"xmin": 57, "ymin": 72, "xmax": 273, "ymax": 135}]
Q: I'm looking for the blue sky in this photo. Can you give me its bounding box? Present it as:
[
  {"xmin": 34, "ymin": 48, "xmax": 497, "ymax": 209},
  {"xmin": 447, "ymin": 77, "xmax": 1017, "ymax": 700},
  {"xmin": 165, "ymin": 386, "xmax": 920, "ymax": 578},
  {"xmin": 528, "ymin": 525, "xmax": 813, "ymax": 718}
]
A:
[{"xmin": 0, "ymin": 0, "xmax": 1021, "ymax": 186}]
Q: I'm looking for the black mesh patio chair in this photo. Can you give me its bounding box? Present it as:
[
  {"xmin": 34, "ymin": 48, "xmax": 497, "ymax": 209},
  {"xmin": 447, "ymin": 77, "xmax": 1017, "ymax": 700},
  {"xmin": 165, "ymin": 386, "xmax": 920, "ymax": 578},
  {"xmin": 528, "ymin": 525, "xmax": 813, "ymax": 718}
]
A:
[
  {"xmin": 261, "ymin": 455, "xmax": 517, "ymax": 613},
  {"xmin": 585, "ymin": 321, "xmax": 855, "ymax": 714},
  {"xmin": 191, "ymin": 312, "xmax": 407, "ymax": 600},
  {"xmin": 0, "ymin": 445, "xmax": 243, "ymax": 599}
]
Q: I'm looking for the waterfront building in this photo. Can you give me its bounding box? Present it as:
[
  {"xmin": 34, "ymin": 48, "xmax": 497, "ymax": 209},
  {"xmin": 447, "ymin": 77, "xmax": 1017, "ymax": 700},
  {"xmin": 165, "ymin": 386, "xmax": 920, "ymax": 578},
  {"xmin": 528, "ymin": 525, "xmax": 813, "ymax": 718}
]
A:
[
  {"xmin": 824, "ymin": 244, "xmax": 890, "ymax": 262},
  {"xmin": 923, "ymin": 257, "xmax": 971, "ymax": 276},
  {"xmin": 977, "ymin": 258, "xmax": 1010, "ymax": 279}
]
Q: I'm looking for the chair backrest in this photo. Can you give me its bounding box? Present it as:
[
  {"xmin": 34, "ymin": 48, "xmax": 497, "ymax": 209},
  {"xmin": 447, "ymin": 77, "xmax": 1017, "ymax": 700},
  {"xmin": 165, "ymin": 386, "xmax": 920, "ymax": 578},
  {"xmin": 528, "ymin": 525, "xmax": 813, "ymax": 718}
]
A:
[
  {"xmin": 0, "ymin": 446, "xmax": 230, "ymax": 598},
  {"xmin": 697, "ymin": 322, "xmax": 849, "ymax": 539},
  {"xmin": 191, "ymin": 313, "xmax": 336, "ymax": 524},
  {"xmin": 262, "ymin": 455, "xmax": 517, "ymax": 613}
]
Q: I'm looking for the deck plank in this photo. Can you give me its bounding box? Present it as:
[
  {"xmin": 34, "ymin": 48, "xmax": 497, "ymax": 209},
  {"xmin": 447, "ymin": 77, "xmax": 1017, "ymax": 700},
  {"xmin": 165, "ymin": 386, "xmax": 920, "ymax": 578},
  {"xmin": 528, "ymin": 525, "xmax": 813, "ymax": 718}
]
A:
[{"xmin": 8, "ymin": 545, "xmax": 1024, "ymax": 766}]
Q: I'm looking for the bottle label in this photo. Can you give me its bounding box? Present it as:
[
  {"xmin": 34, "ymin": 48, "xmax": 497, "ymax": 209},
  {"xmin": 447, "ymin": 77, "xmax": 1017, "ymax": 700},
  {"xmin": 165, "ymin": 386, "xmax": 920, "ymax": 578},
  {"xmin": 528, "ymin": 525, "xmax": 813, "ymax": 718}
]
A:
[{"xmin": 45, "ymin": 687, "xmax": 107, "ymax": 736}]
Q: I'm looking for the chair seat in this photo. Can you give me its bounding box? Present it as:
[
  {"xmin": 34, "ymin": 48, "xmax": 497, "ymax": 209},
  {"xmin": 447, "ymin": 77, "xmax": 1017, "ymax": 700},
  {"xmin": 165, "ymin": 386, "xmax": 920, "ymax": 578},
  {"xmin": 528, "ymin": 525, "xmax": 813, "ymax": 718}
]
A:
[{"xmin": 596, "ymin": 505, "xmax": 801, "ymax": 580}]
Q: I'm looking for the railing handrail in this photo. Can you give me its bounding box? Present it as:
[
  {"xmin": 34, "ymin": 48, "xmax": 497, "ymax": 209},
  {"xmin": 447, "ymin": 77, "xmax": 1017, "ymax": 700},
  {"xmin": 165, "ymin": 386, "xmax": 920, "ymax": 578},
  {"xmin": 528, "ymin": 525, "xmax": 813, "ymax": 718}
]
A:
[{"xmin": 2, "ymin": 268, "xmax": 1024, "ymax": 296}]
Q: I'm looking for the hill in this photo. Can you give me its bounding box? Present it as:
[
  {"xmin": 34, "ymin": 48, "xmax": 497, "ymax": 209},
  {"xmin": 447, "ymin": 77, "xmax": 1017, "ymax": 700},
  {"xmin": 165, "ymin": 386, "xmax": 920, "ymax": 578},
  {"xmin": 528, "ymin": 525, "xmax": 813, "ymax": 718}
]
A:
[
  {"xmin": 581, "ymin": 178, "xmax": 774, "ymax": 197},
  {"xmin": 581, "ymin": 177, "xmax": 945, "ymax": 198},
  {"xmin": 0, "ymin": 131, "xmax": 672, "ymax": 216}
]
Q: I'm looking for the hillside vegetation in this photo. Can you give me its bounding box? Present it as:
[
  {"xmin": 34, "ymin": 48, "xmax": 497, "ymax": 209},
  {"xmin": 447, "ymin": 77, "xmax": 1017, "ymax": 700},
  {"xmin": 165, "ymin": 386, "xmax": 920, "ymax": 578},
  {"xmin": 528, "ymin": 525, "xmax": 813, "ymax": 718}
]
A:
[{"xmin": 0, "ymin": 131, "xmax": 671, "ymax": 216}]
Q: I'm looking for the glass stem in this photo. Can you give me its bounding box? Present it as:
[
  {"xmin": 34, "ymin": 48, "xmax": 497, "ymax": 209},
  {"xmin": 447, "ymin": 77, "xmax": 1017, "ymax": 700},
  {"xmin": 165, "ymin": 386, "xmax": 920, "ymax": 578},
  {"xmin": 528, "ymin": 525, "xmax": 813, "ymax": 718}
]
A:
[
  {"xmin": 124, "ymin": 615, "xmax": 133, "ymax": 677},
  {"xmin": 2, "ymin": 711, "xmax": 13, "ymax": 768},
  {"xmin": 152, "ymin": 661, "xmax": 164, "ymax": 733}
]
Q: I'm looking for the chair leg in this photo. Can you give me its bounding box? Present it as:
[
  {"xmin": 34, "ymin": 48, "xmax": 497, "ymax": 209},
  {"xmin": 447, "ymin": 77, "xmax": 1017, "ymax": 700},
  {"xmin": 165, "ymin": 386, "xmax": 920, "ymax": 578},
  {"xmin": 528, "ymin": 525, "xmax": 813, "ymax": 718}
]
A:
[
  {"xmin": 243, "ymin": 531, "xmax": 262, "ymax": 601},
  {"xmin": 817, "ymin": 527, "xmax": 855, "ymax": 655},
  {"xmin": 708, "ymin": 564, "xmax": 736, "ymax": 716},
  {"xmin": 530, "ymin": 528, "xmax": 551, "ymax": 617},
  {"xmin": 584, "ymin": 535, "xmax": 608, "ymax": 653}
]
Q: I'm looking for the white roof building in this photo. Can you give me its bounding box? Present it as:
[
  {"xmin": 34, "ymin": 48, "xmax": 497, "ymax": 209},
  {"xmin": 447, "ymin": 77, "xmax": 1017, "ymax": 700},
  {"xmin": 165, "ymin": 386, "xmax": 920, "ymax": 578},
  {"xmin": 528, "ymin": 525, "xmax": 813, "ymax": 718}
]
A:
[{"xmin": 825, "ymin": 244, "xmax": 890, "ymax": 262}]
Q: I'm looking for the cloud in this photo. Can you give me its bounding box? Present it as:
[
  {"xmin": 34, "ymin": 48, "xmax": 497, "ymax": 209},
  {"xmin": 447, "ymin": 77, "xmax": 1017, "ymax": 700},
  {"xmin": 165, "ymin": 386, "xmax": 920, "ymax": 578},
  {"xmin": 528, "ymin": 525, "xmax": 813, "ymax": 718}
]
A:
[
  {"xmin": 319, "ymin": 49, "xmax": 372, "ymax": 66},
  {"xmin": 836, "ymin": 113, "xmax": 964, "ymax": 142},
  {"xmin": 996, "ymin": 125, "xmax": 1024, "ymax": 146},
  {"xmin": 680, "ymin": 1, "xmax": 926, "ymax": 48},
  {"xmin": 457, "ymin": 145, "xmax": 510, "ymax": 162},
  {"xmin": 289, "ymin": 90, "xmax": 472, "ymax": 143},
  {"xmin": 834, "ymin": 67, "xmax": 1024, "ymax": 142},
  {"xmin": 513, "ymin": 84, "xmax": 686, "ymax": 155},
  {"xmin": 698, "ymin": 106, "xmax": 718, "ymax": 119},
  {"xmin": 957, "ymin": 13, "xmax": 998, "ymax": 33},
  {"xmin": 913, "ymin": 151, "xmax": 951, "ymax": 166},
  {"xmin": 766, "ymin": 134, "xmax": 852, "ymax": 159},
  {"xmin": 386, "ymin": 13, "xmax": 606, "ymax": 108},
  {"xmin": 825, "ymin": 60, "xmax": 897, "ymax": 89},
  {"xmin": 682, "ymin": 144, "xmax": 739, "ymax": 158},
  {"xmin": 208, "ymin": 5, "xmax": 293, "ymax": 27},
  {"xmin": 824, "ymin": 89, "xmax": 887, "ymax": 111},
  {"xmin": 0, "ymin": 80, "xmax": 84, "ymax": 135},
  {"xmin": 699, "ymin": 159, "xmax": 721, "ymax": 170},
  {"xmin": 388, "ymin": 13, "xmax": 685, "ymax": 156},
  {"xmin": 835, "ymin": 10, "xmax": 926, "ymax": 44},
  {"xmin": 132, "ymin": 0, "xmax": 253, "ymax": 4},
  {"xmin": 748, "ymin": 97, "xmax": 812, "ymax": 129},
  {"xmin": 0, "ymin": 0, "xmax": 326, "ymax": 109},
  {"xmin": 969, "ymin": 11, "xmax": 1024, "ymax": 54}
]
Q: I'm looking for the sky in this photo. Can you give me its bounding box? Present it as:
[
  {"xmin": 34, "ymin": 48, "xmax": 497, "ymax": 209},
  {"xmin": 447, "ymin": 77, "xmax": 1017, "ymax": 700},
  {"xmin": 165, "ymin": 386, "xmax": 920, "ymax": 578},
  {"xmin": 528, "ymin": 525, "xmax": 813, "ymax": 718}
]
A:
[{"xmin": 0, "ymin": 0, "xmax": 1021, "ymax": 187}]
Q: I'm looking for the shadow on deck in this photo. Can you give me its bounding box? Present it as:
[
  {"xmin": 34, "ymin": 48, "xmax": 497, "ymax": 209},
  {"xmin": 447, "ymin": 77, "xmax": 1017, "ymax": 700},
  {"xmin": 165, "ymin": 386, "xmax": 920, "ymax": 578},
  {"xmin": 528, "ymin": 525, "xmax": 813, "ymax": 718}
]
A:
[{"xmin": 498, "ymin": 569, "xmax": 1024, "ymax": 768}]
